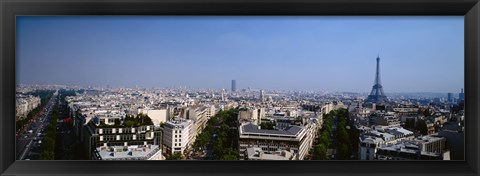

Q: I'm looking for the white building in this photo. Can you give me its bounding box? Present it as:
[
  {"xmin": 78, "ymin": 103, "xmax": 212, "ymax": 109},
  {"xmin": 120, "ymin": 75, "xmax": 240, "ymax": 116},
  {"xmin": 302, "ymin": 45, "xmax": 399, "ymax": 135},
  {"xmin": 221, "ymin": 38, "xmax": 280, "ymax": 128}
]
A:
[
  {"xmin": 94, "ymin": 144, "xmax": 163, "ymax": 160},
  {"xmin": 376, "ymin": 137, "xmax": 450, "ymax": 160},
  {"xmin": 238, "ymin": 107, "xmax": 260, "ymax": 125},
  {"xmin": 358, "ymin": 126, "xmax": 414, "ymax": 160},
  {"xmin": 239, "ymin": 122, "xmax": 312, "ymax": 160},
  {"xmin": 244, "ymin": 147, "xmax": 296, "ymax": 160},
  {"xmin": 138, "ymin": 109, "xmax": 168, "ymax": 126},
  {"xmin": 15, "ymin": 94, "xmax": 41, "ymax": 120},
  {"xmin": 183, "ymin": 106, "xmax": 216, "ymax": 144},
  {"xmin": 162, "ymin": 119, "xmax": 192, "ymax": 155}
]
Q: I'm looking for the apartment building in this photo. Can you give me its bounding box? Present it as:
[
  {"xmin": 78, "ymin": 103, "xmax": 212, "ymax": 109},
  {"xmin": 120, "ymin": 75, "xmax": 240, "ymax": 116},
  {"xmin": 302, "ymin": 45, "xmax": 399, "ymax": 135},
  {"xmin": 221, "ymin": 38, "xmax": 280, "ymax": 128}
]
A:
[
  {"xmin": 162, "ymin": 119, "xmax": 193, "ymax": 155},
  {"xmin": 15, "ymin": 94, "xmax": 41, "ymax": 120},
  {"xmin": 239, "ymin": 122, "xmax": 312, "ymax": 160}
]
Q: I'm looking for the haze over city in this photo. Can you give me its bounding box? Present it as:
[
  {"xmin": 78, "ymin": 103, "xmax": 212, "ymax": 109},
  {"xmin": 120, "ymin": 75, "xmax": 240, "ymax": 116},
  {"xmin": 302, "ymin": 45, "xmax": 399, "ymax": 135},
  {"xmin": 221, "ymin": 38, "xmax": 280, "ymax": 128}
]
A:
[
  {"xmin": 15, "ymin": 16, "xmax": 466, "ymax": 162},
  {"xmin": 17, "ymin": 16, "xmax": 464, "ymax": 93}
]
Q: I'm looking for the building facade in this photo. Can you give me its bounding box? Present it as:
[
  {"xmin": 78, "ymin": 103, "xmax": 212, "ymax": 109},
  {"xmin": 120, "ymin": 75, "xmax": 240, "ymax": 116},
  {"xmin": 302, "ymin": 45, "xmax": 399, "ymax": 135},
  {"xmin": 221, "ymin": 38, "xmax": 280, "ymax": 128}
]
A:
[
  {"xmin": 239, "ymin": 122, "xmax": 312, "ymax": 160},
  {"xmin": 162, "ymin": 119, "xmax": 193, "ymax": 155},
  {"xmin": 231, "ymin": 80, "xmax": 237, "ymax": 92},
  {"xmin": 15, "ymin": 94, "xmax": 41, "ymax": 120}
]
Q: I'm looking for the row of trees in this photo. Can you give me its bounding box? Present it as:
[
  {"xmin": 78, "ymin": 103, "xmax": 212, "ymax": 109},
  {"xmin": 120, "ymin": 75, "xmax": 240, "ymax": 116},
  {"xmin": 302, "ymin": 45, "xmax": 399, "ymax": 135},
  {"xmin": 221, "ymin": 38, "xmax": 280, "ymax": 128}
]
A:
[
  {"xmin": 16, "ymin": 105, "xmax": 43, "ymax": 132},
  {"xmin": 33, "ymin": 90, "xmax": 56, "ymax": 104},
  {"xmin": 99, "ymin": 114, "xmax": 154, "ymax": 128},
  {"xmin": 192, "ymin": 108, "xmax": 239, "ymax": 160},
  {"xmin": 312, "ymin": 108, "xmax": 352, "ymax": 160},
  {"xmin": 39, "ymin": 104, "xmax": 59, "ymax": 160},
  {"xmin": 124, "ymin": 114, "xmax": 154, "ymax": 127},
  {"xmin": 259, "ymin": 122, "xmax": 274, "ymax": 130},
  {"xmin": 55, "ymin": 89, "xmax": 78, "ymax": 160},
  {"xmin": 39, "ymin": 89, "xmax": 78, "ymax": 160},
  {"xmin": 165, "ymin": 152, "xmax": 183, "ymax": 160},
  {"xmin": 312, "ymin": 111, "xmax": 334, "ymax": 160},
  {"xmin": 192, "ymin": 120, "xmax": 214, "ymax": 153},
  {"xmin": 334, "ymin": 108, "xmax": 353, "ymax": 160}
]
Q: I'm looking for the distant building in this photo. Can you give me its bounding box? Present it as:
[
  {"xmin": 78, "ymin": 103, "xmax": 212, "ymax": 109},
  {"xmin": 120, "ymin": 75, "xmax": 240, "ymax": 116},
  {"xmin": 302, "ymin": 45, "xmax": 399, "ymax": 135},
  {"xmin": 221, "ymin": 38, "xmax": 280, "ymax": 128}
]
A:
[
  {"xmin": 138, "ymin": 109, "xmax": 168, "ymax": 126},
  {"xmin": 393, "ymin": 105, "xmax": 419, "ymax": 116},
  {"xmin": 258, "ymin": 108, "xmax": 266, "ymax": 120},
  {"xmin": 221, "ymin": 89, "xmax": 227, "ymax": 101},
  {"xmin": 458, "ymin": 88, "xmax": 464, "ymax": 102},
  {"xmin": 368, "ymin": 113, "xmax": 400, "ymax": 127},
  {"xmin": 322, "ymin": 103, "xmax": 335, "ymax": 115},
  {"xmin": 231, "ymin": 80, "xmax": 237, "ymax": 92},
  {"xmin": 238, "ymin": 107, "xmax": 260, "ymax": 125},
  {"xmin": 260, "ymin": 90, "xmax": 265, "ymax": 102},
  {"xmin": 447, "ymin": 93, "xmax": 454, "ymax": 103}
]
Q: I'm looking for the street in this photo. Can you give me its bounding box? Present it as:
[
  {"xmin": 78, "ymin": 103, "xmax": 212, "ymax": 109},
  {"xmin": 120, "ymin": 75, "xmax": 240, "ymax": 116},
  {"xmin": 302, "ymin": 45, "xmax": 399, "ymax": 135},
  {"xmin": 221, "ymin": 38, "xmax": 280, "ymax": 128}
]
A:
[
  {"xmin": 55, "ymin": 93, "xmax": 77, "ymax": 160},
  {"xmin": 16, "ymin": 91, "xmax": 58, "ymax": 160}
]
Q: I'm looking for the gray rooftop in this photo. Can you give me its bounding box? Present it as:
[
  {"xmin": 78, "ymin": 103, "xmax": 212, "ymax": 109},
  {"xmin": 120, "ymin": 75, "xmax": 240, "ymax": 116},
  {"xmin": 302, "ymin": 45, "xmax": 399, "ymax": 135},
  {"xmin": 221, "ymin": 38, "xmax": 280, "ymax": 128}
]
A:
[
  {"xmin": 96, "ymin": 145, "xmax": 161, "ymax": 160},
  {"xmin": 241, "ymin": 123, "xmax": 303, "ymax": 136}
]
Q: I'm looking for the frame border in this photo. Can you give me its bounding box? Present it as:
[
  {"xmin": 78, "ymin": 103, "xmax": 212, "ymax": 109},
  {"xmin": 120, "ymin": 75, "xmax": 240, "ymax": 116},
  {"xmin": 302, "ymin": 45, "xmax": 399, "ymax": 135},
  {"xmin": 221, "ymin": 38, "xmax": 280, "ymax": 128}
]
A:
[{"xmin": 1, "ymin": 0, "xmax": 479, "ymax": 176}]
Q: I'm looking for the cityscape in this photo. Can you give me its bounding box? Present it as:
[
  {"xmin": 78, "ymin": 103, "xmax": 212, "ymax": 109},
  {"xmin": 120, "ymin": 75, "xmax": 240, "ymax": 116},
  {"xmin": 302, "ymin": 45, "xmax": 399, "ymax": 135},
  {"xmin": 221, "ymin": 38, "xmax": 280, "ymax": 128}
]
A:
[{"xmin": 15, "ymin": 16, "xmax": 464, "ymax": 160}]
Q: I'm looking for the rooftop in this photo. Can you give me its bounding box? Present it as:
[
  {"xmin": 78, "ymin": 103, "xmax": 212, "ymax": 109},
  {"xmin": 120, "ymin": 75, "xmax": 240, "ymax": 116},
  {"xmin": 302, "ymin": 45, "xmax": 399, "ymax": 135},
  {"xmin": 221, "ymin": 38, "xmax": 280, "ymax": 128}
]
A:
[
  {"xmin": 378, "ymin": 141, "xmax": 443, "ymax": 157},
  {"xmin": 240, "ymin": 122, "xmax": 304, "ymax": 137},
  {"xmin": 96, "ymin": 145, "xmax": 161, "ymax": 160},
  {"xmin": 245, "ymin": 147, "xmax": 294, "ymax": 160}
]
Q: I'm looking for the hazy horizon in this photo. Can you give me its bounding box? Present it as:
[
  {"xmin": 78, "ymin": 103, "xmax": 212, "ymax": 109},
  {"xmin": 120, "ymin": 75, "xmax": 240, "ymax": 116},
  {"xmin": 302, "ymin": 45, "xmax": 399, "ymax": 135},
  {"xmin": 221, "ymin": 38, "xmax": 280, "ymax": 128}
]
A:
[{"xmin": 17, "ymin": 16, "xmax": 464, "ymax": 93}]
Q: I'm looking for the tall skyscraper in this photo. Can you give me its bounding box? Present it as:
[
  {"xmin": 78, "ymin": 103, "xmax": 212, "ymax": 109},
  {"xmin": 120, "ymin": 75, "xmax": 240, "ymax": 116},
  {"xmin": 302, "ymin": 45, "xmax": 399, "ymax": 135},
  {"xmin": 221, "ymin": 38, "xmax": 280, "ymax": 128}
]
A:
[
  {"xmin": 447, "ymin": 93, "xmax": 454, "ymax": 103},
  {"xmin": 260, "ymin": 90, "xmax": 265, "ymax": 102},
  {"xmin": 366, "ymin": 55, "xmax": 388, "ymax": 103},
  {"xmin": 231, "ymin": 80, "xmax": 237, "ymax": 92},
  {"xmin": 459, "ymin": 88, "xmax": 465, "ymax": 102}
]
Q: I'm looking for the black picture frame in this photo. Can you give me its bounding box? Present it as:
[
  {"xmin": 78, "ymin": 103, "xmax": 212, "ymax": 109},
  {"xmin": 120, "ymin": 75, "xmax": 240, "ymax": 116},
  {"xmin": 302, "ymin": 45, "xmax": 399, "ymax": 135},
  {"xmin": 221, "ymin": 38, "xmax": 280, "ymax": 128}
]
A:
[{"xmin": 1, "ymin": 0, "xmax": 479, "ymax": 176}]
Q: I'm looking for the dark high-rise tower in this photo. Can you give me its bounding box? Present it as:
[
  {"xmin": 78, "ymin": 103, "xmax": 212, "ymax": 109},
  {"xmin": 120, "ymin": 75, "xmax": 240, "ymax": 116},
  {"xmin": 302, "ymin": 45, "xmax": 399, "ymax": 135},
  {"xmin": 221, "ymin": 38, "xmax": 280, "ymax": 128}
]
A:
[
  {"xmin": 459, "ymin": 88, "xmax": 465, "ymax": 102},
  {"xmin": 448, "ymin": 93, "xmax": 455, "ymax": 103},
  {"xmin": 366, "ymin": 55, "xmax": 388, "ymax": 103},
  {"xmin": 231, "ymin": 80, "xmax": 236, "ymax": 92}
]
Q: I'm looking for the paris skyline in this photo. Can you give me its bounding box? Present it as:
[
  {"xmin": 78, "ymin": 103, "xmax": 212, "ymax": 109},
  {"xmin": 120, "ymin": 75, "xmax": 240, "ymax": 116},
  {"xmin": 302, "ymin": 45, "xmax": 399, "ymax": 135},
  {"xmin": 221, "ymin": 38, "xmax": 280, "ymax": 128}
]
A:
[{"xmin": 16, "ymin": 16, "xmax": 464, "ymax": 93}]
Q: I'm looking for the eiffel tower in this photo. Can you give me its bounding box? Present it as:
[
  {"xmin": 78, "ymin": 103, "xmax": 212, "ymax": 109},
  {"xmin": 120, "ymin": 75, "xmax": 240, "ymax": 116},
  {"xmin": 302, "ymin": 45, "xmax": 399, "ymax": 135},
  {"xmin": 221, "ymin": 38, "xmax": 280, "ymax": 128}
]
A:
[{"xmin": 366, "ymin": 55, "xmax": 388, "ymax": 103}]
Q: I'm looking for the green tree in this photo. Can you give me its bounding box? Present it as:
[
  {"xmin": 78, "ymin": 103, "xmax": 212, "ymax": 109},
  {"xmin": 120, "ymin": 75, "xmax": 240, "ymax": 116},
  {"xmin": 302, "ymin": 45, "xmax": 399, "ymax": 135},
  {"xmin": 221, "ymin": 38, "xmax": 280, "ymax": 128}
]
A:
[
  {"xmin": 336, "ymin": 144, "xmax": 350, "ymax": 160},
  {"xmin": 260, "ymin": 122, "xmax": 274, "ymax": 130},
  {"xmin": 166, "ymin": 152, "xmax": 184, "ymax": 160},
  {"xmin": 337, "ymin": 128, "xmax": 350, "ymax": 144},
  {"xmin": 319, "ymin": 132, "xmax": 330, "ymax": 146},
  {"xmin": 313, "ymin": 143, "xmax": 328, "ymax": 160}
]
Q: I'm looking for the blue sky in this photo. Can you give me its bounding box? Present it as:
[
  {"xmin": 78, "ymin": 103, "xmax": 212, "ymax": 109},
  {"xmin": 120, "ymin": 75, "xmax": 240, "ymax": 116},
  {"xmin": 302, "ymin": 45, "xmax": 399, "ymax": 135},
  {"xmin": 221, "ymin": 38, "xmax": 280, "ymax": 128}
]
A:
[{"xmin": 16, "ymin": 16, "xmax": 464, "ymax": 93}]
